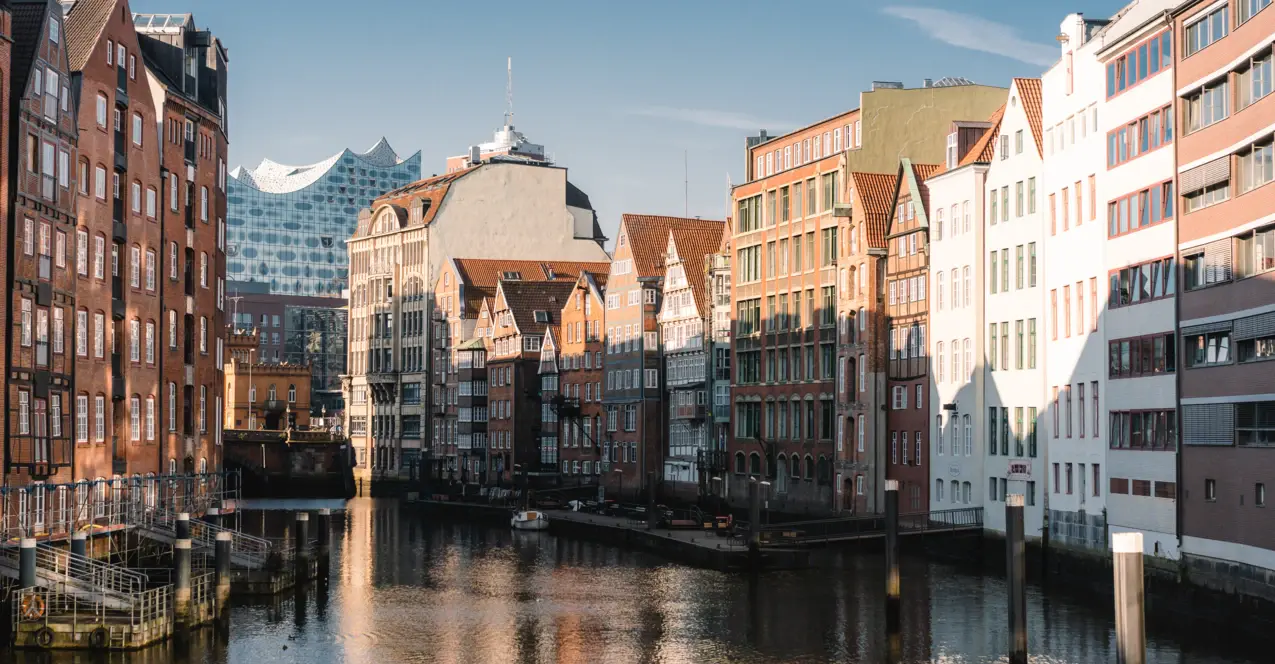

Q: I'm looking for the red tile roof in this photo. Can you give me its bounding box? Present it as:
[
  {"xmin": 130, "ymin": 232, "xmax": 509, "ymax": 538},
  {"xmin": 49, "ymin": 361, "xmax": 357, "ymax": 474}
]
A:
[
  {"xmin": 452, "ymin": 258, "xmax": 610, "ymax": 317},
  {"xmin": 1014, "ymin": 78, "xmax": 1044, "ymax": 159},
  {"xmin": 494, "ymin": 280, "xmax": 577, "ymax": 337},
  {"xmin": 849, "ymin": 172, "xmax": 898, "ymax": 250},
  {"xmin": 620, "ymin": 214, "xmax": 727, "ymax": 278},
  {"xmin": 668, "ymin": 222, "xmax": 728, "ymax": 316},
  {"xmin": 911, "ymin": 163, "xmax": 942, "ymax": 183},
  {"xmin": 64, "ymin": 0, "xmax": 115, "ymax": 71},
  {"xmin": 959, "ymin": 105, "xmax": 1005, "ymax": 167},
  {"xmin": 354, "ymin": 168, "xmax": 477, "ymax": 236}
]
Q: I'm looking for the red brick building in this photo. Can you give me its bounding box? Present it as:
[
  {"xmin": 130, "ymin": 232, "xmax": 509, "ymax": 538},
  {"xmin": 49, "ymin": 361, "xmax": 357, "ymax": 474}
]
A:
[
  {"xmin": 66, "ymin": 0, "xmax": 165, "ymax": 480},
  {"xmin": 884, "ymin": 159, "xmax": 940, "ymax": 512},
  {"xmin": 6, "ymin": 0, "xmax": 77, "ymax": 486},
  {"xmin": 604, "ymin": 214, "xmax": 723, "ymax": 501},
  {"xmin": 481, "ymin": 279, "xmax": 574, "ymax": 485},
  {"xmin": 135, "ymin": 12, "xmax": 229, "ymax": 477},
  {"xmin": 553, "ymin": 271, "xmax": 607, "ymax": 484}
]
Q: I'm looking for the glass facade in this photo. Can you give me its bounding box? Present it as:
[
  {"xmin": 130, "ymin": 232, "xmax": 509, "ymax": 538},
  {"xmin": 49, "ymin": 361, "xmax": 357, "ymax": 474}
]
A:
[
  {"xmin": 284, "ymin": 306, "xmax": 349, "ymax": 414},
  {"xmin": 227, "ymin": 140, "xmax": 421, "ymax": 297}
]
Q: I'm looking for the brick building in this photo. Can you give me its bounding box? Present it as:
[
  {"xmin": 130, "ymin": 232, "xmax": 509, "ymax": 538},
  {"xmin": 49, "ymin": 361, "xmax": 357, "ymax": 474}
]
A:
[
  {"xmin": 223, "ymin": 359, "xmax": 310, "ymax": 431},
  {"xmin": 604, "ymin": 214, "xmax": 723, "ymax": 501},
  {"xmin": 1172, "ymin": 0, "xmax": 1275, "ymax": 586},
  {"xmin": 481, "ymin": 279, "xmax": 574, "ymax": 485},
  {"xmin": 134, "ymin": 12, "xmax": 229, "ymax": 478},
  {"xmin": 6, "ymin": 0, "xmax": 77, "ymax": 487},
  {"xmin": 66, "ymin": 0, "xmax": 165, "ymax": 480},
  {"xmin": 884, "ymin": 160, "xmax": 940, "ymax": 512},
  {"xmin": 553, "ymin": 271, "xmax": 607, "ymax": 485},
  {"xmin": 431, "ymin": 258, "xmax": 608, "ymax": 484}
]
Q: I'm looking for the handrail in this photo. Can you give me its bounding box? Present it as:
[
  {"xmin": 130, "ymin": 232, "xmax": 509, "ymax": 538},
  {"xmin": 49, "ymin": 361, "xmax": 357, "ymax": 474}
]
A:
[{"xmin": 35, "ymin": 543, "xmax": 147, "ymax": 597}]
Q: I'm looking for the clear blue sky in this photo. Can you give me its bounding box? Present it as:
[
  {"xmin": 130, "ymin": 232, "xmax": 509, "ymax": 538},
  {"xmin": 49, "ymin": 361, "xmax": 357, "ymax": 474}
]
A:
[{"xmin": 133, "ymin": 0, "xmax": 1125, "ymax": 243}]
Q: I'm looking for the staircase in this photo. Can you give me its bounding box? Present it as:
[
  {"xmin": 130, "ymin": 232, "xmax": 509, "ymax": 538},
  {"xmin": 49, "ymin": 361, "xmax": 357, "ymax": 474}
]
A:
[
  {"xmin": 134, "ymin": 508, "xmax": 281, "ymax": 569},
  {"xmin": 0, "ymin": 543, "xmax": 148, "ymax": 612}
]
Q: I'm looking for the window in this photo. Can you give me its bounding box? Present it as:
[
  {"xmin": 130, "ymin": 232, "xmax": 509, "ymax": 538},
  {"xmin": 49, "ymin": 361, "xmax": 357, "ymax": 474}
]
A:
[
  {"xmin": 94, "ymin": 165, "xmax": 106, "ymax": 199},
  {"xmin": 1109, "ymin": 257, "xmax": 1175, "ymax": 308},
  {"xmin": 1186, "ymin": 330, "xmax": 1231, "ymax": 367},
  {"xmin": 1239, "ymin": 140, "xmax": 1274, "ymax": 194},
  {"xmin": 1109, "ymin": 410, "xmax": 1177, "ymax": 450},
  {"xmin": 1185, "ymin": 80, "xmax": 1229, "ymax": 133},
  {"xmin": 1109, "ymin": 333, "xmax": 1176, "ymax": 378},
  {"xmin": 132, "ymin": 113, "xmax": 143, "ymax": 146},
  {"xmin": 1108, "ymin": 180, "xmax": 1175, "ymax": 237},
  {"xmin": 1185, "ymin": 5, "xmax": 1228, "ymax": 57},
  {"xmin": 200, "ymin": 186, "xmax": 208, "ymax": 221}
]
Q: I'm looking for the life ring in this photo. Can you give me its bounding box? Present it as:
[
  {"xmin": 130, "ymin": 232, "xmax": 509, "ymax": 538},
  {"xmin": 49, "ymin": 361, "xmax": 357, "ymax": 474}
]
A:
[
  {"xmin": 88, "ymin": 626, "xmax": 109, "ymax": 649},
  {"xmin": 20, "ymin": 593, "xmax": 45, "ymax": 620},
  {"xmin": 33, "ymin": 626, "xmax": 54, "ymax": 649}
]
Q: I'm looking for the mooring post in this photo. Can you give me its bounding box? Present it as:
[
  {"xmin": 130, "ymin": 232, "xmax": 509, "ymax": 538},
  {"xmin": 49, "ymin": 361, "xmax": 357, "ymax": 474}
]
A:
[
  {"xmin": 174, "ymin": 537, "xmax": 192, "ymax": 627},
  {"xmin": 176, "ymin": 512, "xmax": 192, "ymax": 540},
  {"xmin": 1113, "ymin": 532, "xmax": 1146, "ymax": 664},
  {"xmin": 316, "ymin": 508, "xmax": 332, "ymax": 583},
  {"xmin": 747, "ymin": 478, "xmax": 761, "ymax": 574},
  {"xmin": 294, "ymin": 512, "xmax": 311, "ymax": 581},
  {"xmin": 884, "ymin": 479, "xmax": 901, "ymax": 658},
  {"xmin": 70, "ymin": 531, "xmax": 87, "ymax": 559},
  {"xmin": 1006, "ymin": 493, "xmax": 1027, "ymax": 664},
  {"xmin": 214, "ymin": 531, "xmax": 232, "ymax": 622},
  {"xmin": 19, "ymin": 538, "xmax": 37, "ymax": 589},
  {"xmin": 647, "ymin": 471, "xmax": 657, "ymax": 531},
  {"xmin": 205, "ymin": 506, "xmax": 221, "ymax": 529}
]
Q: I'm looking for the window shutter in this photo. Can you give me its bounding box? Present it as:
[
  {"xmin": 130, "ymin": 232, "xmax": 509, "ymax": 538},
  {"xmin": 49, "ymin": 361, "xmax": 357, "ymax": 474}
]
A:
[
  {"xmin": 1182, "ymin": 403, "xmax": 1234, "ymax": 446},
  {"xmin": 1180, "ymin": 157, "xmax": 1230, "ymax": 193},
  {"xmin": 1204, "ymin": 238, "xmax": 1233, "ymax": 283},
  {"xmin": 1182, "ymin": 320, "xmax": 1233, "ymax": 336},
  {"xmin": 1234, "ymin": 311, "xmax": 1275, "ymax": 341}
]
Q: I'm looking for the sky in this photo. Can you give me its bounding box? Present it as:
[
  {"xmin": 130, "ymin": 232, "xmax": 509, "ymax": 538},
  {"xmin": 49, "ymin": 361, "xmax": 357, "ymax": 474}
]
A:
[{"xmin": 132, "ymin": 0, "xmax": 1127, "ymax": 244}]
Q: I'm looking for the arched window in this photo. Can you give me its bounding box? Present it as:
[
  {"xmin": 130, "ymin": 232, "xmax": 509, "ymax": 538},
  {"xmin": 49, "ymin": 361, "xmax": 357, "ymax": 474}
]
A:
[
  {"xmin": 748, "ymin": 452, "xmax": 761, "ymax": 476},
  {"xmin": 248, "ymin": 384, "xmax": 256, "ymax": 402},
  {"xmin": 268, "ymin": 384, "xmax": 276, "ymax": 401},
  {"xmin": 805, "ymin": 455, "xmax": 815, "ymax": 481},
  {"xmin": 858, "ymin": 307, "xmax": 866, "ymax": 331},
  {"xmin": 817, "ymin": 455, "xmax": 829, "ymax": 484},
  {"xmin": 287, "ymin": 384, "xmax": 296, "ymax": 402},
  {"xmin": 791, "ymin": 457, "xmax": 800, "ymax": 479},
  {"xmin": 734, "ymin": 451, "xmax": 745, "ymax": 474},
  {"xmin": 775, "ymin": 455, "xmax": 788, "ymax": 493},
  {"xmin": 936, "ymin": 478, "xmax": 944, "ymax": 502},
  {"xmin": 963, "ymin": 415, "xmax": 972, "ymax": 456},
  {"xmin": 951, "ymin": 480, "xmax": 959, "ymax": 504},
  {"xmin": 857, "ymin": 416, "xmax": 865, "ymax": 452}
]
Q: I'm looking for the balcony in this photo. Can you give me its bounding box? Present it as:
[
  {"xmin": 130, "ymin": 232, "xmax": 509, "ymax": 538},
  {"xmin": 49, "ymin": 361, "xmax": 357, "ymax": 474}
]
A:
[
  {"xmin": 112, "ymin": 457, "xmax": 128, "ymax": 475},
  {"xmin": 672, "ymin": 404, "xmax": 708, "ymax": 420},
  {"xmin": 261, "ymin": 399, "xmax": 287, "ymax": 413},
  {"xmin": 184, "ymin": 200, "xmax": 194, "ymax": 230},
  {"xmin": 113, "ymin": 130, "xmax": 128, "ymax": 171},
  {"xmin": 10, "ymin": 436, "xmax": 71, "ymax": 477},
  {"xmin": 184, "ymin": 138, "xmax": 196, "ymax": 164},
  {"xmin": 111, "ymin": 279, "xmax": 125, "ymax": 320},
  {"xmin": 116, "ymin": 66, "xmax": 129, "ymax": 104},
  {"xmin": 112, "ymin": 220, "xmax": 127, "ymax": 244},
  {"xmin": 433, "ymin": 401, "xmax": 446, "ymax": 416},
  {"xmin": 112, "ymin": 375, "xmax": 125, "ymax": 401}
]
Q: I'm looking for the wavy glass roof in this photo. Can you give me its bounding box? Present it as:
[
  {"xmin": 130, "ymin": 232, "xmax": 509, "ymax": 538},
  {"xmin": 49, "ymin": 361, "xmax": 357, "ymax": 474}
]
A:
[{"xmin": 226, "ymin": 139, "xmax": 421, "ymax": 297}]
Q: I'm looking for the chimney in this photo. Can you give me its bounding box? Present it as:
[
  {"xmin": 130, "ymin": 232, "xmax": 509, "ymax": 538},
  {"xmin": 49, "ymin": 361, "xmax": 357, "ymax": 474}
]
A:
[
  {"xmin": 469, "ymin": 145, "xmax": 481, "ymax": 165},
  {"xmin": 923, "ymin": 78, "xmax": 933, "ymax": 88}
]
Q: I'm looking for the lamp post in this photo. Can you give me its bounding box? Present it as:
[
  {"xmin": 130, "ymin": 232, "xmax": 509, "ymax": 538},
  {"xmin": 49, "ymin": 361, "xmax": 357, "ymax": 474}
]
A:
[{"xmin": 759, "ymin": 480, "xmax": 771, "ymax": 527}]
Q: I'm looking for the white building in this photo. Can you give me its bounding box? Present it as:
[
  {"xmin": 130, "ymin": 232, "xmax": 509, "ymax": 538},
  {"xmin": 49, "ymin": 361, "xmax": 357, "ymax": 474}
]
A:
[
  {"xmin": 981, "ymin": 79, "xmax": 1047, "ymax": 538},
  {"xmin": 1092, "ymin": 4, "xmax": 1179, "ymax": 558},
  {"xmin": 927, "ymin": 112, "xmax": 996, "ymax": 515}
]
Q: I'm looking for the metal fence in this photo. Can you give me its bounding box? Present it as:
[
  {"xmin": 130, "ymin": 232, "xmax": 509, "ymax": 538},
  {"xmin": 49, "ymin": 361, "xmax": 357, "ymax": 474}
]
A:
[
  {"xmin": 0, "ymin": 472, "xmax": 240, "ymax": 541},
  {"xmin": 749, "ymin": 507, "xmax": 985, "ymax": 545}
]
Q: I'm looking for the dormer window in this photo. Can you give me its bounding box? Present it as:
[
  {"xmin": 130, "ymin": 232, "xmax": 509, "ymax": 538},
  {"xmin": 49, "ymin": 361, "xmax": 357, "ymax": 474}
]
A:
[
  {"xmin": 946, "ymin": 132, "xmax": 958, "ymax": 169},
  {"xmin": 533, "ymin": 310, "xmax": 549, "ymax": 323},
  {"xmin": 502, "ymin": 271, "xmax": 522, "ymax": 280}
]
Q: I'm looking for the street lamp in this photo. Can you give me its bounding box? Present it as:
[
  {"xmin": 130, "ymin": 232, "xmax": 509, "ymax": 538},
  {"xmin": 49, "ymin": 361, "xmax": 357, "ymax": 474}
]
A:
[
  {"xmin": 247, "ymin": 348, "xmax": 257, "ymax": 430},
  {"xmin": 760, "ymin": 480, "xmax": 772, "ymax": 526}
]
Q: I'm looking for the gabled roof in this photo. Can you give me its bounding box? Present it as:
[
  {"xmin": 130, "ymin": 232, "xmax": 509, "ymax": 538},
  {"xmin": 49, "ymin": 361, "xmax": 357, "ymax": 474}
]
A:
[
  {"xmin": 494, "ymin": 281, "xmax": 576, "ymax": 339},
  {"xmin": 885, "ymin": 159, "xmax": 938, "ymax": 241},
  {"xmin": 959, "ymin": 104, "xmax": 1005, "ymax": 167},
  {"xmin": 12, "ymin": 0, "xmax": 55, "ymax": 101},
  {"xmin": 1013, "ymin": 78, "xmax": 1044, "ymax": 159},
  {"xmin": 451, "ymin": 258, "xmax": 611, "ymax": 318},
  {"xmin": 64, "ymin": 0, "xmax": 115, "ymax": 71},
  {"xmin": 667, "ymin": 221, "xmax": 727, "ymax": 318},
  {"xmin": 355, "ymin": 167, "xmax": 475, "ymax": 236},
  {"xmin": 848, "ymin": 172, "xmax": 897, "ymax": 250},
  {"xmin": 620, "ymin": 214, "xmax": 727, "ymax": 278}
]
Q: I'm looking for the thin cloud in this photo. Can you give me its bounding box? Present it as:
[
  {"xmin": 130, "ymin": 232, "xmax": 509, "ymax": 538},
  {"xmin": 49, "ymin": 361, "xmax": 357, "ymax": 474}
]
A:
[
  {"xmin": 629, "ymin": 106, "xmax": 794, "ymax": 131},
  {"xmin": 882, "ymin": 6, "xmax": 1057, "ymax": 67}
]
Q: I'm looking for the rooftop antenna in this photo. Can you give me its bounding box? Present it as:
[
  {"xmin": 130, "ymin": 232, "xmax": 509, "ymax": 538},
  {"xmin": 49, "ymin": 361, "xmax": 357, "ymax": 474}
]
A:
[
  {"xmin": 684, "ymin": 150, "xmax": 688, "ymax": 217},
  {"xmin": 505, "ymin": 56, "xmax": 514, "ymax": 127},
  {"xmin": 228, "ymin": 295, "xmax": 243, "ymax": 330}
]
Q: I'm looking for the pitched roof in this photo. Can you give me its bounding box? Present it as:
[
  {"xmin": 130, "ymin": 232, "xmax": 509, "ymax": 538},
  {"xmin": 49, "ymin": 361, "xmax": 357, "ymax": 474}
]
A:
[
  {"xmin": 452, "ymin": 258, "xmax": 610, "ymax": 317},
  {"xmin": 11, "ymin": 0, "xmax": 53, "ymax": 101},
  {"xmin": 496, "ymin": 281, "xmax": 576, "ymax": 337},
  {"xmin": 959, "ymin": 105, "xmax": 1005, "ymax": 167},
  {"xmin": 911, "ymin": 163, "xmax": 942, "ymax": 183},
  {"xmin": 620, "ymin": 214, "xmax": 727, "ymax": 278},
  {"xmin": 668, "ymin": 221, "xmax": 727, "ymax": 316},
  {"xmin": 64, "ymin": 0, "xmax": 115, "ymax": 70},
  {"xmin": 1013, "ymin": 78, "xmax": 1044, "ymax": 158},
  {"xmin": 848, "ymin": 171, "xmax": 897, "ymax": 250}
]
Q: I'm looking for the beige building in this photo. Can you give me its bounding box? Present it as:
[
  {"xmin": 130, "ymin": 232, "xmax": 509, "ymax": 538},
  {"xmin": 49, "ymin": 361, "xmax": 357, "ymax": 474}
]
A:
[
  {"xmin": 224, "ymin": 360, "xmax": 311, "ymax": 431},
  {"xmin": 343, "ymin": 160, "xmax": 609, "ymax": 483}
]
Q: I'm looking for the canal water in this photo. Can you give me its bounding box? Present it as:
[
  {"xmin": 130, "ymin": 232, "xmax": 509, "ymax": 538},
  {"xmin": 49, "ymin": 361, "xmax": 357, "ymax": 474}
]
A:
[{"xmin": 5, "ymin": 497, "xmax": 1270, "ymax": 663}]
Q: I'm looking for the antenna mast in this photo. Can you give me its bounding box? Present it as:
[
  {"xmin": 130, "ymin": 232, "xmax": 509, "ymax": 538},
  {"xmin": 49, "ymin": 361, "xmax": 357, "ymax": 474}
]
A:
[
  {"xmin": 505, "ymin": 57, "xmax": 514, "ymax": 127},
  {"xmin": 684, "ymin": 150, "xmax": 688, "ymax": 217}
]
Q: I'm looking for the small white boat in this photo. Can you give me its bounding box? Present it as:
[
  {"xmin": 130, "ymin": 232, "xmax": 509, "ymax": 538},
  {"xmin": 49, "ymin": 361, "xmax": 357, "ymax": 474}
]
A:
[{"xmin": 511, "ymin": 510, "xmax": 549, "ymax": 531}]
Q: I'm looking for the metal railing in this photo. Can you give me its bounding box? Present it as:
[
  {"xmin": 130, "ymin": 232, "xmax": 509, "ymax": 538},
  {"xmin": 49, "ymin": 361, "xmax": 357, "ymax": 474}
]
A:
[
  {"xmin": 34, "ymin": 544, "xmax": 147, "ymax": 597},
  {"xmin": 136, "ymin": 506, "xmax": 277, "ymax": 569},
  {"xmin": 11, "ymin": 574, "xmax": 173, "ymax": 634},
  {"xmin": 0, "ymin": 471, "xmax": 240, "ymax": 541},
  {"xmin": 750, "ymin": 507, "xmax": 984, "ymax": 545}
]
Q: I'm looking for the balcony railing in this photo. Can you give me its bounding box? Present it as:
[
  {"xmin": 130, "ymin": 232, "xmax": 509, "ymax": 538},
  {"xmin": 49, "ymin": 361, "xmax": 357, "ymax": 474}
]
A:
[{"xmin": 672, "ymin": 404, "xmax": 707, "ymax": 420}]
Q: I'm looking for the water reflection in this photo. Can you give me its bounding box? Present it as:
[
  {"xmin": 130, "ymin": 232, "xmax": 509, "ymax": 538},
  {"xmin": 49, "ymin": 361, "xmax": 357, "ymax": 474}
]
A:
[{"xmin": 4, "ymin": 498, "xmax": 1269, "ymax": 663}]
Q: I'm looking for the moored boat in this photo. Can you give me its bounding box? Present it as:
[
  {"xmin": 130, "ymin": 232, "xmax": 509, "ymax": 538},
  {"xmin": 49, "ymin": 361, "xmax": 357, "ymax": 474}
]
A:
[{"xmin": 511, "ymin": 510, "xmax": 549, "ymax": 531}]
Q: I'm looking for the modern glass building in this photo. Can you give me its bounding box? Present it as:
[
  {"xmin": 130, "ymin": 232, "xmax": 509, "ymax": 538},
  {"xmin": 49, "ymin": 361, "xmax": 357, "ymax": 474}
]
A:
[
  {"xmin": 284, "ymin": 305, "xmax": 349, "ymax": 415},
  {"xmin": 226, "ymin": 139, "xmax": 421, "ymax": 297}
]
